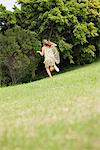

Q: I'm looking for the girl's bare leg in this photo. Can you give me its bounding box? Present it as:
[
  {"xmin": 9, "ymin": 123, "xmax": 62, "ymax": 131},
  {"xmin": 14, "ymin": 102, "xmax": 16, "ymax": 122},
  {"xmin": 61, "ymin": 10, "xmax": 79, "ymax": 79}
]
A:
[
  {"xmin": 50, "ymin": 66, "xmax": 54, "ymax": 72},
  {"xmin": 46, "ymin": 67, "xmax": 52, "ymax": 78}
]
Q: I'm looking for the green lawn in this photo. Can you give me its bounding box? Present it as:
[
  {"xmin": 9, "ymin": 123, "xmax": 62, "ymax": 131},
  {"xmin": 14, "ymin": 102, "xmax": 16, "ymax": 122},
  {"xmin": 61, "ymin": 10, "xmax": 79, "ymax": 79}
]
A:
[{"xmin": 0, "ymin": 60, "xmax": 100, "ymax": 150}]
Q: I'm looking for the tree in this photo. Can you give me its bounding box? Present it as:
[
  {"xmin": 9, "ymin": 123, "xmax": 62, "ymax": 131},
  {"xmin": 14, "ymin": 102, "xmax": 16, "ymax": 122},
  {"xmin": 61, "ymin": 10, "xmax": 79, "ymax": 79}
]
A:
[
  {"xmin": 15, "ymin": 0, "xmax": 100, "ymax": 64},
  {"xmin": 0, "ymin": 4, "xmax": 16, "ymax": 32},
  {"xmin": 0, "ymin": 27, "xmax": 41, "ymax": 85}
]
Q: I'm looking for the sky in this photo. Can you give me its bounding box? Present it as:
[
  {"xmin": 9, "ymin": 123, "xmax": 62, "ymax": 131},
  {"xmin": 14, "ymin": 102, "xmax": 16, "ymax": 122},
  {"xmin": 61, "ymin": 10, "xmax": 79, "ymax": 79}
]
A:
[{"xmin": 0, "ymin": 0, "xmax": 20, "ymax": 11}]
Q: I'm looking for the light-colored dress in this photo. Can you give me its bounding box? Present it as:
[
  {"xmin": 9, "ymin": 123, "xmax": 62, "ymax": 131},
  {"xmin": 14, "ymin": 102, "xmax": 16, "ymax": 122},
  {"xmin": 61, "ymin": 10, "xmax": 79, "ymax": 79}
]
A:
[
  {"xmin": 52, "ymin": 47, "xmax": 60, "ymax": 64},
  {"xmin": 44, "ymin": 47, "xmax": 56, "ymax": 68},
  {"xmin": 44, "ymin": 47, "xmax": 60, "ymax": 68}
]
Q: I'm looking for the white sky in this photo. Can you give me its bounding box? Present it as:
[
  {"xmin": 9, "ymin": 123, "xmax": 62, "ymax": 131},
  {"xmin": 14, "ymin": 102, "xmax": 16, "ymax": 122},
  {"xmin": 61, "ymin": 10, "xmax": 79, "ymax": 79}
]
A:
[{"xmin": 0, "ymin": 0, "xmax": 20, "ymax": 11}]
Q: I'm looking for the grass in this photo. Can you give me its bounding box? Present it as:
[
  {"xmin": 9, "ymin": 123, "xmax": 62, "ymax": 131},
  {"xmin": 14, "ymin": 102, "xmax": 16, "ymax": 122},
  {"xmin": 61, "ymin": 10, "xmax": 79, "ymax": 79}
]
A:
[{"xmin": 0, "ymin": 60, "xmax": 100, "ymax": 150}]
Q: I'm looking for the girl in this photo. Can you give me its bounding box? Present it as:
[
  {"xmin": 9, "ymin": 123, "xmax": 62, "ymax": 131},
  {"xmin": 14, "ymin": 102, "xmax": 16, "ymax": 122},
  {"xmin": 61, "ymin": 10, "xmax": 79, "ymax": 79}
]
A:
[{"xmin": 37, "ymin": 39, "xmax": 60, "ymax": 78}]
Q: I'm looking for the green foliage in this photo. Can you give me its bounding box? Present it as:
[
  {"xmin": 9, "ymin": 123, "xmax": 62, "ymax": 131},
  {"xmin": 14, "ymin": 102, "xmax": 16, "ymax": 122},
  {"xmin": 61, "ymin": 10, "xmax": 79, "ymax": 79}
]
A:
[
  {"xmin": 16, "ymin": 0, "xmax": 99, "ymax": 65},
  {"xmin": 0, "ymin": 27, "xmax": 41, "ymax": 85},
  {"xmin": 0, "ymin": 4, "xmax": 16, "ymax": 31},
  {"xmin": 76, "ymin": 45, "xmax": 96, "ymax": 64},
  {"xmin": 59, "ymin": 40, "xmax": 74, "ymax": 63},
  {"xmin": 73, "ymin": 22, "xmax": 98, "ymax": 44},
  {"xmin": 73, "ymin": 23, "xmax": 89, "ymax": 44}
]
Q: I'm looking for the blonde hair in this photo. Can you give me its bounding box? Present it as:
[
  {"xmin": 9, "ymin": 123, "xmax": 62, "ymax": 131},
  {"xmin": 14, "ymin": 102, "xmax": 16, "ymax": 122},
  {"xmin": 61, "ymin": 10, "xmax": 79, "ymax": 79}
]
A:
[
  {"xmin": 43, "ymin": 39, "xmax": 57, "ymax": 47},
  {"xmin": 43, "ymin": 39, "xmax": 51, "ymax": 46}
]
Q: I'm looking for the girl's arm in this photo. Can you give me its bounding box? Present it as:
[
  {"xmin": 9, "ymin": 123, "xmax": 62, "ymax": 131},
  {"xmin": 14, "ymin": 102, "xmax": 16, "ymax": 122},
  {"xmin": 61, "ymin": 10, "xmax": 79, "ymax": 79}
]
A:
[
  {"xmin": 51, "ymin": 43, "xmax": 57, "ymax": 47},
  {"xmin": 37, "ymin": 47, "xmax": 44, "ymax": 56}
]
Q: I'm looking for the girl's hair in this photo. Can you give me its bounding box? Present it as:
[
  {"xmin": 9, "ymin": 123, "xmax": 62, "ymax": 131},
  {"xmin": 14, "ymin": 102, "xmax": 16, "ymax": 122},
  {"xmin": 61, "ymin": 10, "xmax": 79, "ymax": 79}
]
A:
[
  {"xmin": 43, "ymin": 39, "xmax": 57, "ymax": 47},
  {"xmin": 43, "ymin": 39, "xmax": 51, "ymax": 47},
  {"xmin": 44, "ymin": 43, "xmax": 51, "ymax": 47}
]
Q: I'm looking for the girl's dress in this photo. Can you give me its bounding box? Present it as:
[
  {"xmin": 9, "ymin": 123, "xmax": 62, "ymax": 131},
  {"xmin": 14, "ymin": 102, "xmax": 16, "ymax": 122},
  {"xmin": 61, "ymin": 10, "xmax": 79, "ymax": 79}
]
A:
[{"xmin": 44, "ymin": 47, "xmax": 60, "ymax": 68}]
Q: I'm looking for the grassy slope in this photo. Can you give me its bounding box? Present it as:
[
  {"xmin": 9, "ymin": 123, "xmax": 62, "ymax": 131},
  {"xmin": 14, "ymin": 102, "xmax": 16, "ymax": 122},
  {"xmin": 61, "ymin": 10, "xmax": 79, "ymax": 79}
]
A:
[{"xmin": 0, "ymin": 61, "xmax": 100, "ymax": 150}]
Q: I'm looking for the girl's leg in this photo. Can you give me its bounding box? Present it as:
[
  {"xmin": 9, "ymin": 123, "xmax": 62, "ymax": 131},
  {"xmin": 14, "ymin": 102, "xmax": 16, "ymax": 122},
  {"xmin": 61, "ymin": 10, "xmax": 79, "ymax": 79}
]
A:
[
  {"xmin": 46, "ymin": 67, "xmax": 52, "ymax": 78},
  {"xmin": 50, "ymin": 66, "xmax": 54, "ymax": 72},
  {"xmin": 54, "ymin": 64, "xmax": 59, "ymax": 72}
]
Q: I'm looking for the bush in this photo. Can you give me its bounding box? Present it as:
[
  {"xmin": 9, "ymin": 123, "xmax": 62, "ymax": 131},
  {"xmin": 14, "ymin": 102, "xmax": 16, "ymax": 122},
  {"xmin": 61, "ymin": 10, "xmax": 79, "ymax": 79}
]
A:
[
  {"xmin": 0, "ymin": 27, "xmax": 41, "ymax": 86},
  {"xmin": 75, "ymin": 45, "xmax": 96, "ymax": 65}
]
